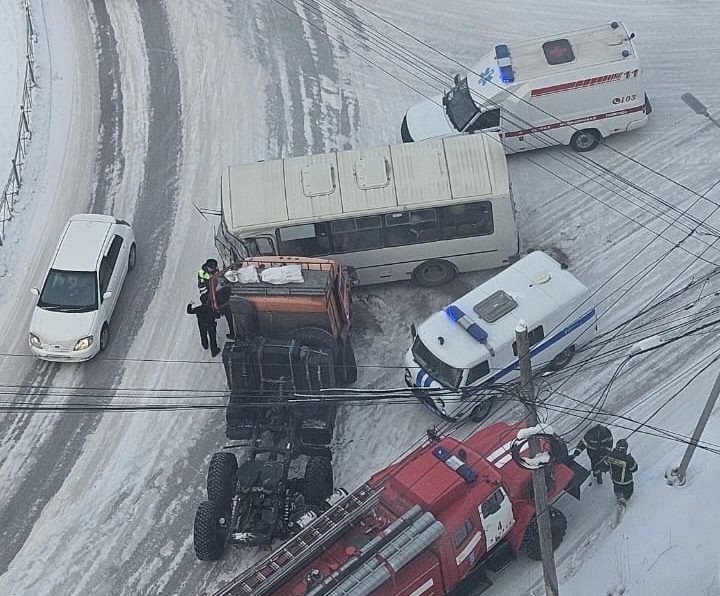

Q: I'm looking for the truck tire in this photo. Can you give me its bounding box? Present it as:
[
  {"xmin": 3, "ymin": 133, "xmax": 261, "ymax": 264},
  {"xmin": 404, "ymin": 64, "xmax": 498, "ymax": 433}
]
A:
[
  {"xmin": 207, "ymin": 452, "xmax": 238, "ymax": 509},
  {"xmin": 569, "ymin": 129, "xmax": 600, "ymax": 152},
  {"xmin": 193, "ymin": 500, "xmax": 227, "ymax": 561},
  {"xmin": 412, "ymin": 259, "xmax": 457, "ymax": 287},
  {"xmin": 521, "ymin": 506, "xmax": 567, "ymax": 561},
  {"xmin": 548, "ymin": 345, "xmax": 575, "ymax": 371},
  {"xmin": 342, "ymin": 339, "xmax": 358, "ymax": 386},
  {"xmin": 303, "ymin": 456, "xmax": 334, "ymax": 505}
]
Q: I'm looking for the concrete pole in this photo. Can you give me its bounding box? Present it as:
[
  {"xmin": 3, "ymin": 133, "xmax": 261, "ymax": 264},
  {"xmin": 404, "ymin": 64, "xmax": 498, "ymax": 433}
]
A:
[
  {"xmin": 666, "ymin": 367, "xmax": 720, "ymax": 486},
  {"xmin": 516, "ymin": 322, "xmax": 559, "ymax": 596}
]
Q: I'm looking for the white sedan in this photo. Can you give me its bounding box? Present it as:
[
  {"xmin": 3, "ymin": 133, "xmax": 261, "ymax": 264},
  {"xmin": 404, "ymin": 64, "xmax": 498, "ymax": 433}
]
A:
[{"xmin": 29, "ymin": 214, "xmax": 136, "ymax": 361}]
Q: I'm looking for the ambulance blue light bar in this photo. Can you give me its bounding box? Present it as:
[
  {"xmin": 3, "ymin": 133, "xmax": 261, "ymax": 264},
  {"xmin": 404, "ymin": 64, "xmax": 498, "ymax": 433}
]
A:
[
  {"xmin": 495, "ymin": 44, "xmax": 515, "ymax": 83},
  {"xmin": 444, "ymin": 305, "xmax": 488, "ymax": 343},
  {"xmin": 433, "ymin": 445, "xmax": 478, "ymax": 483}
]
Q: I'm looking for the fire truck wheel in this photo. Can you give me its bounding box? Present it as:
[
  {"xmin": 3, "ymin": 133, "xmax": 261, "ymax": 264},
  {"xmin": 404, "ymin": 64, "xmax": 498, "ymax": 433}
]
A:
[
  {"xmin": 412, "ymin": 259, "xmax": 457, "ymax": 287},
  {"xmin": 548, "ymin": 345, "xmax": 575, "ymax": 371},
  {"xmin": 342, "ymin": 340, "xmax": 358, "ymax": 386},
  {"xmin": 193, "ymin": 500, "xmax": 227, "ymax": 561},
  {"xmin": 304, "ymin": 457, "xmax": 334, "ymax": 505},
  {"xmin": 569, "ymin": 129, "xmax": 600, "ymax": 152},
  {"xmin": 521, "ymin": 506, "xmax": 567, "ymax": 561},
  {"xmin": 207, "ymin": 452, "xmax": 238, "ymax": 510}
]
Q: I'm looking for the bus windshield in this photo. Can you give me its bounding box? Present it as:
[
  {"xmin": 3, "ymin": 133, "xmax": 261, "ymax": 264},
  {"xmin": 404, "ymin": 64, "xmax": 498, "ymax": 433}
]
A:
[
  {"xmin": 443, "ymin": 77, "xmax": 480, "ymax": 132},
  {"xmin": 411, "ymin": 335, "xmax": 463, "ymax": 388}
]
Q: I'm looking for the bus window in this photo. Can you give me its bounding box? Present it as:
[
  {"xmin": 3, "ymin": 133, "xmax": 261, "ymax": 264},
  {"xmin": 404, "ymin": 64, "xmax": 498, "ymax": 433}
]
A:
[
  {"xmin": 438, "ymin": 202, "xmax": 494, "ymax": 239},
  {"xmin": 385, "ymin": 209, "xmax": 439, "ymax": 246},
  {"xmin": 330, "ymin": 216, "xmax": 383, "ymax": 253},
  {"xmin": 277, "ymin": 223, "xmax": 331, "ymax": 256}
]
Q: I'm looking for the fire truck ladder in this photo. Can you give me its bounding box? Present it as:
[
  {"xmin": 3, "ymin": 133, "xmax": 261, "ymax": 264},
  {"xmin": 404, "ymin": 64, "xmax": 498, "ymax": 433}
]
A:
[{"xmin": 212, "ymin": 483, "xmax": 382, "ymax": 596}]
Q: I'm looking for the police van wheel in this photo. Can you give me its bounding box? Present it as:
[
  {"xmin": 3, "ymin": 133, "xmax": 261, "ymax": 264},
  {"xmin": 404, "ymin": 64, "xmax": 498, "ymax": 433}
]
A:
[
  {"xmin": 413, "ymin": 259, "xmax": 457, "ymax": 287},
  {"xmin": 470, "ymin": 396, "xmax": 495, "ymax": 423},
  {"xmin": 549, "ymin": 345, "xmax": 575, "ymax": 370},
  {"xmin": 570, "ymin": 129, "xmax": 600, "ymax": 152}
]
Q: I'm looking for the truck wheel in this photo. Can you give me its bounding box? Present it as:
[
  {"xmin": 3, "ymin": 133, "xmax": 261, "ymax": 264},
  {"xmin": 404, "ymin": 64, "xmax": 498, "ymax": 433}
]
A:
[
  {"xmin": 548, "ymin": 345, "xmax": 575, "ymax": 371},
  {"xmin": 128, "ymin": 243, "xmax": 137, "ymax": 272},
  {"xmin": 207, "ymin": 452, "xmax": 238, "ymax": 509},
  {"xmin": 342, "ymin": 340, "xmax": 358, "ymax": 386},
  {"xmin": 569, "ymin": 129, "xmax": 600, "ymax": 152},
  {"xmin": 521, "ymin": 506, "xmax": 567, "ymax": 561},
  {"xmin": 412, "ymin": 259, "xmax": 457, "ymax": 287},
  {"xmin": 193, "ymin": 500, "xmax": 227, "ymax": 561},
  {"xmin": 303, "ymin": 456, "xmax": 333, "ymax": 505},
  {"xmin": 470, "ymin": 394, "xmax": 495, "ymax": 423}
]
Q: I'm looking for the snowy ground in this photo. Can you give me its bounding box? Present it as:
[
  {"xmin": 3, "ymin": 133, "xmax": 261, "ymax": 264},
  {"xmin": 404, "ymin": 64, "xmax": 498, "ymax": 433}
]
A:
[
  {"xmin": 0, "ymin": 0, "xmax": 720, "ymax": 595},
  {"xmin": 0, "ymin": 0, "xmax": 24, "ymax": 190}
]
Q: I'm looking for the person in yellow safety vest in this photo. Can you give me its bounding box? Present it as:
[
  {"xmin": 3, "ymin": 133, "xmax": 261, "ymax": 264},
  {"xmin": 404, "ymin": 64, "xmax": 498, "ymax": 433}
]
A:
[
  {"xmin": 607, "ymin": 438, "xmax": 638, "ymax": 505},
  {"xmin": 197, "ymin": 258, "xmax": 218, "ymax": 297}
]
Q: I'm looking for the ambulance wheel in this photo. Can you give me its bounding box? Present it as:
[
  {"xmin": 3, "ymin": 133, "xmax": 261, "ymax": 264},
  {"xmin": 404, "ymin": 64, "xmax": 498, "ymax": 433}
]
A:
[
  {"xmin": 549, "ymin": 345, "xmax": 575, "ymax": 370},
  {"xmin": 522, "ymin": 506, "xmax": 567, "ymax": 561},
  {"xmin": 413, "ymin": 259, "xmax": 457, "ymax": 287},
  {"xmin": 570, "ymin": 129, "xmax": 600, "ymax": 152}
]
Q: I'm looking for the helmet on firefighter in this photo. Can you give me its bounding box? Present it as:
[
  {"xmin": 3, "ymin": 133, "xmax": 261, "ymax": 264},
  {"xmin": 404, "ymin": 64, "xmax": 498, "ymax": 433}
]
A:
[{"xmin": 615, "ymin": 438, "xmax": 628, "ymax": 453}]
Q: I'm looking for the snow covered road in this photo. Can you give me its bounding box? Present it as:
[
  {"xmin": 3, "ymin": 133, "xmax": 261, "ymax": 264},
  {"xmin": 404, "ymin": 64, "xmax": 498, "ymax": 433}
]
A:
[{"xmin": 0, "ymin": 0, "xmax": 719, "ymax": 594}]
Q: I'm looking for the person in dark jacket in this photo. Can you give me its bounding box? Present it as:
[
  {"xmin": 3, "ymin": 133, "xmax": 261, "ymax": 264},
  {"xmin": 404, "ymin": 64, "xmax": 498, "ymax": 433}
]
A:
[
  {"xmin": 607, "ymin": 438, "xmax": 638, "ymax": 504},
  {"xmin": 197, "ymin": 258, "xmax": 218, "ymax": 297},
  {"xmin": 573, "ymin": 423, "xmax": 613, "ymax": 484},
  {"xmin": 215, "ymin": 284, "xmax": 235, "ymax": 339},
  {"xmin": 187, "ymin": 294, "xmax": 221, "ymax": 356}
]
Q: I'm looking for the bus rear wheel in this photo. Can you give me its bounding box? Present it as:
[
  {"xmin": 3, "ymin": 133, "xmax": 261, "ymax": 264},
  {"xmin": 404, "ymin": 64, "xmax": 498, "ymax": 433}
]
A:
[{"xmin": 413, "ymin": 259, "xmax": 457, "ymax": 287}]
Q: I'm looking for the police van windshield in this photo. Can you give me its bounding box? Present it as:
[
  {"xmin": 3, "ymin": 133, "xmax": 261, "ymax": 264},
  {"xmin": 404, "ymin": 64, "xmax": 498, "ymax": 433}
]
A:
[
  {"xmin": 411, "ymin": 335, "xmax": 463, "ymax": 388},
  {"xmin": 443, "ymin": 77, "xmax": 481, "ymax": 132}
]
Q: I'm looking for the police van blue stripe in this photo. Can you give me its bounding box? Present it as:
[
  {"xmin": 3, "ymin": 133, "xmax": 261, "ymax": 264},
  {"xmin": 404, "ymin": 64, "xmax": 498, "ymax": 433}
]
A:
[{"xmin": 481, "ymin": 308, "xmax": 596, "ymax": 386}]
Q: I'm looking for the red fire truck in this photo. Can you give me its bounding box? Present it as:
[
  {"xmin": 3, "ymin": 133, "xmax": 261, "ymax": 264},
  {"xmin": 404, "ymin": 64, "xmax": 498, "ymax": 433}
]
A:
[{"xmin": 208, "ymin": 421, "xmax": 588, "ymax": 596}]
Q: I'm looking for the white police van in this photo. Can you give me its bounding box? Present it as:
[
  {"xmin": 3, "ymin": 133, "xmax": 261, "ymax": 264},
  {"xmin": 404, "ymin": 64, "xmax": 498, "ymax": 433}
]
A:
[
  {"xmin": 404, "ymin": 251, "xmax": 596, "ymax": 421},
  {"xmin": 401, "ymin": 21, "xmax": 651, "ymax": 153}
]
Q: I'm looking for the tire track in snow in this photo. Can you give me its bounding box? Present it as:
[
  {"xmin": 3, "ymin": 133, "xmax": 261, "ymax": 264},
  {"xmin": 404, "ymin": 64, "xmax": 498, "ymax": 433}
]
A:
[
  {"xmin": 0, "ymin": 0, "xmax": 182, "ymax": 578},
  {"xmin": 225, "ymin": 0, "xmax": 362, "ymax": 156}
]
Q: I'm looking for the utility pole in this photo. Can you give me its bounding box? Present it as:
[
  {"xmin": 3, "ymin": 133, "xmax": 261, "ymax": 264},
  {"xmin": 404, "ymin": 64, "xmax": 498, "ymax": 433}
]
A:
[
  {"xmin": 666, "ymin": 367, "xmax": 720, "ymax": 486},
  {"xmin": 516, "ymin": 321, "xmax": 559, "ymax": 596}
]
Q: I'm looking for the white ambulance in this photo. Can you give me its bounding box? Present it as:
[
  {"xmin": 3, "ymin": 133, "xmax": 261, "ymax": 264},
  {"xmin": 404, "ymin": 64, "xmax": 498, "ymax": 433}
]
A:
[
  {"xmin": 404, "ymin": 251, "xmax": 597, "ymax": 421},
  {"xmin": 401, "ymin": 21, "xmax": 651, "ymax": 153}
]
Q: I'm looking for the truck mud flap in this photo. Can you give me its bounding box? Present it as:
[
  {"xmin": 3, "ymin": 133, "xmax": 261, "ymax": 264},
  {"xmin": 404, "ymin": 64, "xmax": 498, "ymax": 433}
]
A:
[{"xmin": 563, "ymin": 458, "xmax": 591, "ymax": 500}]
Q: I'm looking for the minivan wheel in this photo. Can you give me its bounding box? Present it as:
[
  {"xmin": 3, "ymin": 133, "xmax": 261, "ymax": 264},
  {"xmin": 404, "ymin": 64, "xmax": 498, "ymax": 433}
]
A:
[
  {"xmin": 569, "ymin": 129, "xmax": 600, "ymax": 152},
  {"xmin": 413, "ymin": 259, "xmax": 457, "ymax": 287},
  {"xmin": 128, "ymin": 243, "xmax": 137, "ymax": 271},
  {"xmin": 99, "ymin": 324, "xmax": 110, "ymax": 351}
]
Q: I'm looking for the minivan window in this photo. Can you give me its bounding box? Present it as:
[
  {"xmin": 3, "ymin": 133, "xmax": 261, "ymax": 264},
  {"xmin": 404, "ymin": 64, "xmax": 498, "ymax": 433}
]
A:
[
  {"xmin": 106, "ymin": 235, "xmax": 123, "ymax": 269},
  {"xmin": 38, "ymin": 269, "xmax": 98, "ymax": 312}
]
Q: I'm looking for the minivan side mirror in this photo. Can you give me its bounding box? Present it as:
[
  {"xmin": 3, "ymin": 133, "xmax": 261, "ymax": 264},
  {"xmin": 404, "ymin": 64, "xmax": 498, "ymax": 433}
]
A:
[
  {"xmin": 30, "ymin": 287, "xmax": 40, "ymax": 296},
  {"xmin": 410, "ymin": 323, "xmax": 417, "ymax": 338},
  {"xmin": 103, "ymin": 291, "xmax": 113, "ymax": 300}
]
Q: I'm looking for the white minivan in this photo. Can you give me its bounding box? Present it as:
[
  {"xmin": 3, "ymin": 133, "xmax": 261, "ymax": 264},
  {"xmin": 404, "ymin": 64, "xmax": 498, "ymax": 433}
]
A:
[
  {"xmin": 404, "ymin": 251, "xmax": 596, "ymax": 421},
  {"xmin": 29, "ymin": 214, "xmax": 136, "ymax": 361},
  {"xmin": 401, "ymin": 22, "xmax": 651, "ymax": 153}
]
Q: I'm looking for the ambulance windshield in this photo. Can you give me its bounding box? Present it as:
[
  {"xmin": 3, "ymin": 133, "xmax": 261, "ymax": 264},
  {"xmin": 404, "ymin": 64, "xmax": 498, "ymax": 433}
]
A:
[
  {"xmin": 412, "ymin": 335, "xmax": 463, "ymax": 388},
  {"xmin": 443, "ymin": 76, "xmax": 480, "ymax": 132}
]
